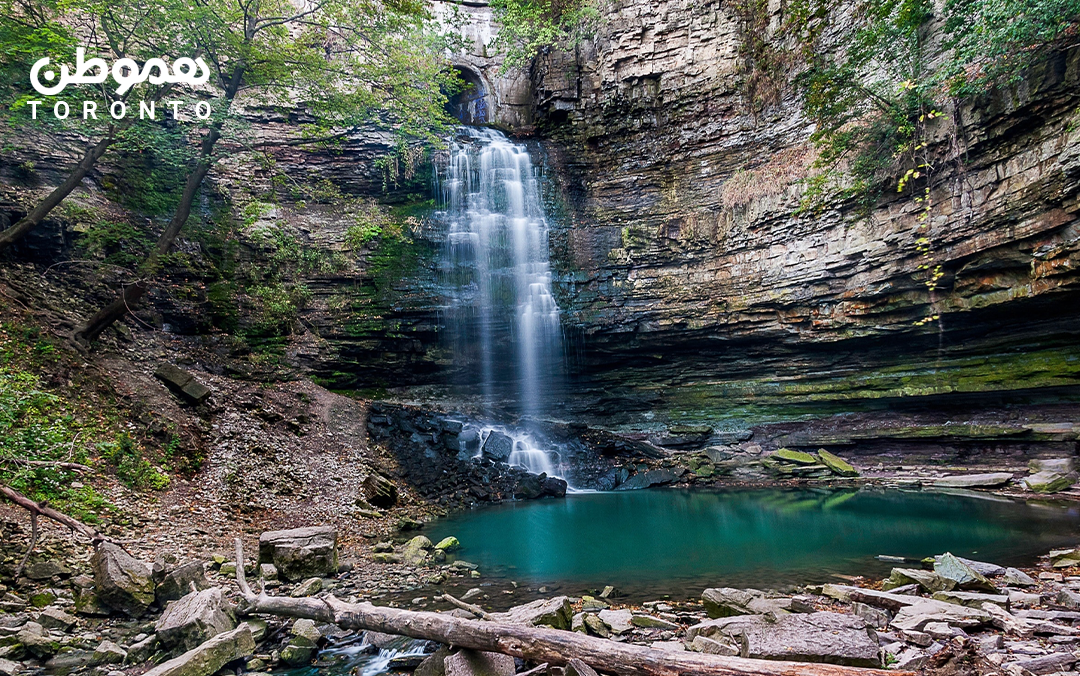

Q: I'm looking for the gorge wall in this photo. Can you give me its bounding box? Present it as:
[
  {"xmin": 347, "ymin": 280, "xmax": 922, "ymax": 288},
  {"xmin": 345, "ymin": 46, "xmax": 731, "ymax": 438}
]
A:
[
  {"xmin": 523, "ymin": 0, "xmax": 1080, "ymax": 428},
  {"xmin": 2, "ymin": 0, "xmax": 1078, "ymax": 443}
]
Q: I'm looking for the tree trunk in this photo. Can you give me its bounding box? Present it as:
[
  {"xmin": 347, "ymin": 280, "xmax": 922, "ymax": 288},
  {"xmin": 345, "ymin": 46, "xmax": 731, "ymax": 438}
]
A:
[
  {"xmin": 232, "ymin": 544, "xmax": 903, "ymax": 676},
  {"xmin": 74, "ymin": 128, "xmax": 218, "ymax": 344},
  {"xmin": 74, "ymin": 66, "xmax": 245, "ymax": 345},
  {"xmin": 0, "ymin": 483, "xmax": 105, "ymax": 543},
  {"xmin": 0, "ymin": 134, "xmax": 115, "ymax": 252}
]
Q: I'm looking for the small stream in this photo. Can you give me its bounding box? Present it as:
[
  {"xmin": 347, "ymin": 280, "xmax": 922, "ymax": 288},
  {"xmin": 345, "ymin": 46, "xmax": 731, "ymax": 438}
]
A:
[{"xmin": 424, "ymin": 486, "xmax": 1080, "ymax": 602}]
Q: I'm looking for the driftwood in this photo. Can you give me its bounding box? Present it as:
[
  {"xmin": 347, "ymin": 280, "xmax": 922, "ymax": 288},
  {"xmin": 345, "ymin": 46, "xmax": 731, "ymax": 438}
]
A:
[
  {"xmin": 437, "ymin": 592, "xmax": 493, "ymax": 620},
  {"xmin": 234, "ymin": 540, "xmax": 905, "ymax": 676}
]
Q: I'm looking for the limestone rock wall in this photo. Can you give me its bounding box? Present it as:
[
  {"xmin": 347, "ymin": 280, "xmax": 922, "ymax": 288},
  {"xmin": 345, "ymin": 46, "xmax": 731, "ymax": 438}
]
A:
[{"xmin": 526, "ymin": 0, "xmax": 1080, "ymax": 425}]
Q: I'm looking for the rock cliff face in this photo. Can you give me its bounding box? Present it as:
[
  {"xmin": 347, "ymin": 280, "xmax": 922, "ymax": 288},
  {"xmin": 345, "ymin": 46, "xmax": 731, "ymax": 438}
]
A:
[{"xmin": 523, "ymin": 0, "xmax": 1080, "ymax": 426}]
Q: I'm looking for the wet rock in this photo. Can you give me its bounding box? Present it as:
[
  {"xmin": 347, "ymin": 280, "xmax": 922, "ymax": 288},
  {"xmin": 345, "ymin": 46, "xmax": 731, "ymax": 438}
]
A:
[
  {"xmin": 258, "ymin": 526, "xmax": 338, "ymax": 581},
  {"xmin": 934, "ymin": 553, "xmax": 994, "ymax": 591},
  {"xmin": 91, "ymin": 542, "xmax": 156, "ymax": 617},
  {"xmin": 401, "ymin": 536, "xmax": 433, "ymax": 565},
  {"xmin": 1022, "ymin": 470, "xmax": 1076, "ymax": 493},
  {"xmin": 154, "ymin": 364, "xmax": 211, "ymax": 405},
  {"xmin": 817, "ymin": 449, "xmax": 858, "ymax": 476},
  {"xmin": 481, "ymin": 432, "xmax": 514, "ymax": 461},
  {"xmin": 91, "ymin": 640, "xmax": 127, "ymax": 666},
  {"xmin": 156, "ymin": 562, "xmax": 211, "ymax": 605},
  {"xmin": 362, "ymin": 474, "xmax": 398, "ymax": 508},
  {"xmin": 883, "ymin": 568, "xmax": 955, "ymax": 593},
  {"xmin": 490, "ymin": 597, "xmax": 572, "ymax": 630},
  {"xmin": 141, "ymin": 624, "xmax": 255, "ymax": 676},
  {"xmin": 444, "ymin": 649, "xmax": 515, "ymax": 676},
  {"xmin": 1003, "ymin": 568, "xmax": 1037, "ymax": 586},
  {"xmin": 932, "ymin": 473, "xmax": 1013, "ymax": 488},
  {"xmin": 156, "ymin": 588, "xmax": 236, "ymax": 652}
]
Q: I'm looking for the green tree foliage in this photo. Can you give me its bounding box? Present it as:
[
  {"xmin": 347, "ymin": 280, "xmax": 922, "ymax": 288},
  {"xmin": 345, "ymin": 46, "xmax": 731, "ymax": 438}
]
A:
[{"xmin": 490, "ymin": 0, "xmax": 601, "ymax": 67}]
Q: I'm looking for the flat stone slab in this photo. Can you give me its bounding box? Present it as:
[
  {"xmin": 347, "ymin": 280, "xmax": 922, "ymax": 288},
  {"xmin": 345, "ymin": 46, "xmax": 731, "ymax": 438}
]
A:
[
  {"xmin": 142, "ymin": 625, "xmax": 255, "ymax": 676},
  {"xmin": 154, "ymin": 364, "xmax": 211, "ymax": 405},
  {"xmin": 932, "ymin": 473, "xmax": 1014, "ymax": 488},
  {"xmin": 691, "ymin": 612, "xmax": 881, "ymax": 667}
]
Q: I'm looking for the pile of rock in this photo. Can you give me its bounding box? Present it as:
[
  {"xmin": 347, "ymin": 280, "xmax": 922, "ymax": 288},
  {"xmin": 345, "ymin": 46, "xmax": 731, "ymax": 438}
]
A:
[
  {"xmin": 761, "ymin": 448, "xmax": 860, "ymax": 479},
  {"xmin": 366, "ymin": 404, "xmax": 568, "ymax": 505}
]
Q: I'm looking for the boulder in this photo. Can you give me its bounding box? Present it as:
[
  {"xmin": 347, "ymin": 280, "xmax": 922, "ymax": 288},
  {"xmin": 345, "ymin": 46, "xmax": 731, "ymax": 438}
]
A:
[
  {"xmin": 444, "ymin": 649, "xmax": 515, "ymax": 676},
  {"xmin": 1002, "ymin": 568, "xmax": 1036, "ymax": 586},
  {"xmin": 1057, "ymin": 588, "xmax": 1080, "ymax": 609},
  {"xmin": 141, "ymin": 624, "xmax": 255, "ymax": 676},
  {"xmin": 91, "ymin": 640, "xmax": 127, "ymax": 666},
  {"xmin": 434, "ymin": 537, "xmax": 460, "ymax": 552},
  {"xmin": 934, "ymin": 553, "xmax": 994, "ymax": 591},
  {"xmin": 401, "ymin": 536, "xmax": 433, "ymax": 565},
  {"xmin": 692, "ymin": 612, "xmax": 881, "ymax": 667},
  {"xmin": 890, "ymin": 600, "xmax": 991, "ymax": 631},
  {"xmin": 1030, "ymin": 458, "xmax": 1075, "ymax": 474},
  {"xmin": 481, "ymin": 432, "xmax": 514, "ymax": 461},
  {"xmin": 773, "ymin": 449, "xmax": 818, "ymax": 465},
  {"xmin": 583, "ymin": 614, "xmax": 610, "ymax": 637},
  {"xmin": 565, "ymin": 659, "xmax": 600, "ymax": 676},
  {"xmin": 289, "ymin": 577, "xmax": 322, "ymax": 597},
  {"xmin": 72, "ymin": 575, "xmax": 109, "ymax": 616},
  {"xmin": 817, "ymin": 449, "xmax": 858, "ymax": 476},
  {"xmin": 931, "ymin": 590, "xmax": 1009, "ymax": 609},
  {"xmin": 154, "ymin": 364, "xmax": 211, "ymax": 405},
  {"xmin": 1022, "ymin": 470, "xmax": 1076, "ymax": 493},
  {"xmin": 597, "ymin": 609, "xmax": 633, "ymax": 634},
  {"xmin": 280, "ymin": 619, "xmax": 321, "ymax": 667},
  {"xmin": 946, "ymin": 556, "xmax": 1005, "ymax": 577},
  {"xmin": 44, "ymin": 648, "xmax": 94, "ymax": 672},
  {"xmin": 156, "ymin": 562, "xmax": 211, "ymax": 605},
  {"xmin": 37, "ymin": 607, "xmax": 77, "ymax": 631},
  {"xmin": 688, "ymin": 635, "xmax": 739, "ymax": 655},
  {"xmin": 631, "ymin": 613, "xmax": 680, "ymax": 630},
  {"xmin": 932, "ymin": 473, "xmax": 1013, "ymax": 488},
  {"xmin": 701, "ymin": 588, "xmax": 792, "ymax": 618},
  {"xmin": 126, "ymin": 634, "xmax": 159, "ymax": 664},
  {"xmin": 258, "ymin": 526, "xmax": 338, "ymax": 581},
  {"xmin": 155, "ymin": 588, "xmax": 236, "ymax": 652},
  {"xmin": 883, "ymin": 568, "xmax": 955, "ymax": 593},
  {"xmin": 490, "ymin": 597, "xmax": 572, "ymax": 630},
  {"xmin": 91, "ymin": 542, "xmax": 156, "ymax": 617},
  {"xmin": 1050, "ymin": 548, "xmax": 1080, "ymax": 568},
  {"xmin": 851, "ymin": 602, "xmax": 891, "ymax": 629},
  {"xmin": 16, "ymin": 622, "xmax": 59, "ymax": 658},
  {"xmin": 1011, "ymin": 653, "xmax": 1076, "ymax": 675},
  {"xmin": 24, "ymin": 561, "xmax": 65, "ymax": 581},
  {"xmin": 362, "ymin": 474, "xmax": 398, "ymax": 508},
  {"xmin": 0, "ymin": 659, "xmax": 20, "ymax": 676}
]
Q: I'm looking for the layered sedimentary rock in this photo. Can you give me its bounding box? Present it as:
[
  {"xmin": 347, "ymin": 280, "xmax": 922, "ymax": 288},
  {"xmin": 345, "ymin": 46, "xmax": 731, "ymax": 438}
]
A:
[{"xmin": 525, "ymin": 0, "xmax": 1080, "ymax": 425}]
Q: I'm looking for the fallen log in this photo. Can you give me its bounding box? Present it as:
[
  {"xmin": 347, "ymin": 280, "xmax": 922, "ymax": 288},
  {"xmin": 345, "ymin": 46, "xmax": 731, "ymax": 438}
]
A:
[
  {"xmin": 234, "ymin": 540, "xmax": 906, "ymax": 676},
  {"xmin": 0, "ymin": 483, "xmax": 105, "ymax": 543}
]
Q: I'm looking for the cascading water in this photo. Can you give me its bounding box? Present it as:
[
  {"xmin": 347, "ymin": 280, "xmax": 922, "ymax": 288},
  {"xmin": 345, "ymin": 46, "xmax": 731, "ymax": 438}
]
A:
[
  {"xmin": 437, "ymin": 128, "xmax": 563, "ymax": 420},
  {"xmin": 437, "ymin": 127, "xmax": 569, "ymax": 483}
]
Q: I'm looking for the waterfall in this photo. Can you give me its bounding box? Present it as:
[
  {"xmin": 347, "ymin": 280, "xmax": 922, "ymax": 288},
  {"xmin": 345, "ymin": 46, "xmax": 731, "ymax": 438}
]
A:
[{"xmin": 437, "ymin": 127, "xmax": 563, "ymax": 419}]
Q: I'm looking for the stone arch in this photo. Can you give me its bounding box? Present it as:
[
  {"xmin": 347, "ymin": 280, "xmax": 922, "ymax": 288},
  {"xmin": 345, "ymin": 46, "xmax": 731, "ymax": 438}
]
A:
[{"xmin": 447, "ymin": 64, "xmax": 495, "ymax": 125}]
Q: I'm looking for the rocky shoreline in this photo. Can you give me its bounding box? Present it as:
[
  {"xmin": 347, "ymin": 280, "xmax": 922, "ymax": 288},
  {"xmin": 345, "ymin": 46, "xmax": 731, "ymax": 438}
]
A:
[{"xmin": 3, "ymin": 516, "xmax": 1080, "ymax": 676}]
